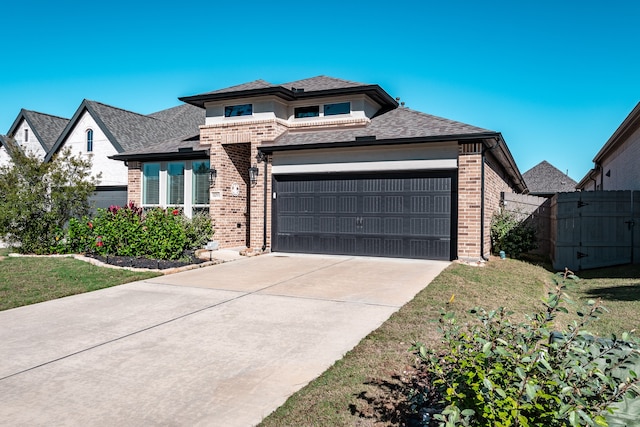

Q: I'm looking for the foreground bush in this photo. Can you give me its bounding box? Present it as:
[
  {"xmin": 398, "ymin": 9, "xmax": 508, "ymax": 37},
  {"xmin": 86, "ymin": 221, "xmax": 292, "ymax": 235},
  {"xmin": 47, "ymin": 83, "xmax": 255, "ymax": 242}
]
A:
[
  {"xmin": 410, "ymin": 273, "xmax": 640, "ymax": 426},
  {"xmin": 0, "ymin": 146, "xmax": 98, "ymax": 254},
  {"xmin": 64, "ymin": 202, "xmax": 213, "ymax": 260}
]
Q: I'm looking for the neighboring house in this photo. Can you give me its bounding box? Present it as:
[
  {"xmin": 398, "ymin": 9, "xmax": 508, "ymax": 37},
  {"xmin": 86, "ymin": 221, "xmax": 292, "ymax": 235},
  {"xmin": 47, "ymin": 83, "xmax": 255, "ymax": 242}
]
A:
[
  {"xmin": 577, "ymin": 102, "xmax": 640, "ymax": 191},
  {"xmin": 46, "ymin": 100, "xmax": 205, "ymax": 210},
  {"xmin": 0, "ymin": 135, "xmax": 12, "ymax": 167},
  {"xmin": 114, "ymin": 76, "xmax": 527, "ymax": 261},
  {"xmin": 522, "ymin": 160, "xmax": 577, "ymax": 197},
  {"xmin": 6, "ymin": 109, "xmax": 69, "ymax": 160}
]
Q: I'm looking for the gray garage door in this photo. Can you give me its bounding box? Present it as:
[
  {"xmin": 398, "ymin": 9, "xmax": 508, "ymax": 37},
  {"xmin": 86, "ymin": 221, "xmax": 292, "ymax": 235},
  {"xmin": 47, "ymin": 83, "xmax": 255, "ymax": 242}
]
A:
[{"xmin": 272, "ymin": 172, "xmax": 456, "ymax": 260}]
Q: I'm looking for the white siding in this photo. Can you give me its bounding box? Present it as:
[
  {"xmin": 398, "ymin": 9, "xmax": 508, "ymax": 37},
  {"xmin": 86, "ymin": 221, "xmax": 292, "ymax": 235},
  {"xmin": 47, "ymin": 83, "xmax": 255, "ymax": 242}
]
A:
[
  {"xmin": 61, "ymin": 112, "xmax": 128, "ymax": 186},
  {"xmin": 204, "ymin": 95, "xmax": 377, "ymax": 126},
  {"xmin": 13, "ymin": 119, "xmax": 46, "ymax": 159},
  {"xmin": 600, "ymin": 126, "xmax": 640, "ymax": 191},
  {"xmin": 272, "ymin": 142, "xmax": 458, "ymax": 174}
]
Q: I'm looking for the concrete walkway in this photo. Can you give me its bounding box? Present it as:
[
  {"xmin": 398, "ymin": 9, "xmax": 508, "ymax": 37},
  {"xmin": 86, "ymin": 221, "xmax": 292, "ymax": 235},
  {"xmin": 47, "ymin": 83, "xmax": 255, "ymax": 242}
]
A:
[{"xmin": 0, "ymin": 253, "xmax": 449, "ymax": 426}]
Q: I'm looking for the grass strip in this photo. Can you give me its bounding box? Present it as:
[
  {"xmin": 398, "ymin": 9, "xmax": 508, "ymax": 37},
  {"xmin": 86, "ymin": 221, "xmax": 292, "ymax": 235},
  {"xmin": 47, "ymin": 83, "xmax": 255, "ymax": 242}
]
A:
[
  {"xmin": 0, "ymin": 254, "xmax": 160, "ymax": 311},
  {"xmin": 260, "ymin": 258, "xmax": 640, "ymax": 426}
]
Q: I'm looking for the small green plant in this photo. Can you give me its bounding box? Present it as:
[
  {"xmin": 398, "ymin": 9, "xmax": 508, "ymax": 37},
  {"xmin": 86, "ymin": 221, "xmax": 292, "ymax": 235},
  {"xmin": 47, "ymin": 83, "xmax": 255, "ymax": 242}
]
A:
[
  {"xmin": 410, "ymin": 273, "xmax": 640, "ymax": 427},
  {"xmin": 490, "ymin": 209, "xmax": 537, "ymax": 258}
]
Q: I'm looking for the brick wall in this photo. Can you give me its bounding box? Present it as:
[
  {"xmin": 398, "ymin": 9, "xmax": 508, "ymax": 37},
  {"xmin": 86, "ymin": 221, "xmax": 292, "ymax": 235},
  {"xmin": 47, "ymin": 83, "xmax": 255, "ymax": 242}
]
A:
[
  {"xmin": 457, "ymin": 143, "xmax": 517, "ymax": 260},
  {"xmin": 127, "ymin": 161, "xmax": 141, "ymax": 206},
  {"xmin": 484, "ymin": 153, "xmax": 515, "ymax": 257},
  {"xmin": 201, "ymin": 119, "xmax": 287, "ymax": 250},
  {"xmin": 457, "ymin": 143, "xmax": 483, "ymax": 260}
]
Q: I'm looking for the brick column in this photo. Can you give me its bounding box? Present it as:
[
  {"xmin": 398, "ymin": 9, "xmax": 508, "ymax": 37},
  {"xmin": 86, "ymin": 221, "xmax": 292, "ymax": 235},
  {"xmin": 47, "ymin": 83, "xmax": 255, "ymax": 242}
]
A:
[
  {"xmin": 457, "ymin": 142, "xmax": 483, "ymax": 260},
  {"xmin": 127, "ymin": 161, "xmax": 142, "ymax": 206}
]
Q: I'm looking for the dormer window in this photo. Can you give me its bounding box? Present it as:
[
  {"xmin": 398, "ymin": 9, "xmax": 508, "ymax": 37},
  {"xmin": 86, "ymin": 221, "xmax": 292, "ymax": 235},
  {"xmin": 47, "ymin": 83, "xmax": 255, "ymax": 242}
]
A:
[
  {"xmin": 86, "ymin": 129, "xmax": 94, "ymax": 152},
  {"xmin": 324, "ymin": 102, "xmax": 350, "ymax": 116},
  {"xmin": 224, "ymin": 104, "xmax": 253, "ymax": 117},
  {"xmin": 294, "ymin": 106, "xmax": 320, "ymax": 118}
]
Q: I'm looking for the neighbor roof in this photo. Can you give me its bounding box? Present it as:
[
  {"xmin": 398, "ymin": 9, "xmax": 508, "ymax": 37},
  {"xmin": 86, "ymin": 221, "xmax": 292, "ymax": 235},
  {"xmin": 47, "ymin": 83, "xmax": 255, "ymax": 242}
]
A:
[
  {"xmin": 7, "ymin": 109, "xmax": 69, "ymax": 152},
  {"xmin": 46, "ymin": 100, "xmax": 205, "ymax": 161},
  {"xmin": 522, "ymin": 161, "xmax": 576, "ymax": 195},
  {"xmin": 179, "ymin": 75, "xmax": 398, "ymax": 114}
]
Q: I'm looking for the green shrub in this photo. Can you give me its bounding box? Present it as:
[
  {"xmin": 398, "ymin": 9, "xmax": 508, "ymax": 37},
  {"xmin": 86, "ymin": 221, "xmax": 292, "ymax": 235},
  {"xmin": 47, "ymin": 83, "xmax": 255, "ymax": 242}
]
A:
[
  {"xmin": 491, "ymin": 209, "xmax": 537, "ymax": 258},
  {"xmin": 0, "ymin": 146, "xmax": 98, "ymax": 254},
  {"xmin": 410, "ymin": 274, "xmax": 640, "ymax": 427},
  {"xmin": 63, "ymin": 203, "xmax": 213, "ymax": 260},
  {"xmin": 181, "ymin": 211, "xmax": 214, "ymax": 250}
]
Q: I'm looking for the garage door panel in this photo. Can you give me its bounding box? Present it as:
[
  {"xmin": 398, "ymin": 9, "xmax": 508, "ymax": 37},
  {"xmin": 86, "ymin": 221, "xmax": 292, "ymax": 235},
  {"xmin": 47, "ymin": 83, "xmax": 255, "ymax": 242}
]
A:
[{"xmin": 273, "ymin": 173, "xmax": 456, "ymax": 260}]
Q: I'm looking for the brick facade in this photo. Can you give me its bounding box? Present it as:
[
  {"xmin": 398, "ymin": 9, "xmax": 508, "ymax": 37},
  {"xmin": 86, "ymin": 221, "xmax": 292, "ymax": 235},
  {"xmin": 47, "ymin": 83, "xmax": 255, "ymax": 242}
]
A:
[
  {"xmin": 457, "ymin": 142, "xmax": 514, "ymax": 260},
  {"xmin": 127, "ymin": 161, "xmax": 142, "ymax": 205},
  {"xmin": 200, "ymin": 119, "xmax": 287, "ymax": 250},
  {"xmin": 457, "ymin": 143, "xmax": 483, "ymax": 259}
]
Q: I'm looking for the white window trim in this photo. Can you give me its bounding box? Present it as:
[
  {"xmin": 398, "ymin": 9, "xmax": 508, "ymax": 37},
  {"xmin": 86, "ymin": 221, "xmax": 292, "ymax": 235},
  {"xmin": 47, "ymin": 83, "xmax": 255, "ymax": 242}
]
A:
[{"xmin": 142, "ymin": 160, "xmax": 209, "ymax": 218}]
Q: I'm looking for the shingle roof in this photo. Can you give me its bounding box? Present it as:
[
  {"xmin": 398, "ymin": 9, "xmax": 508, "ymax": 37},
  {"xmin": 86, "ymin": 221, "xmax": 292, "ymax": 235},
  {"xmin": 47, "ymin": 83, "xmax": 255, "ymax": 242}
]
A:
[
  {"xmin": 522, "ymin": 161, "xmax": 577, "ymax": 195},
  {"xmin": 280, "ymin": 76, "xmax": 367, "ymax": 92},
  {"xmin": 262, "ymin": 107, "xmax": 495, "ymax": 148},
  {"xmin": 197, "ymin": 79, "xmax": 274, "ymax": 95},
  {"xmin": 147, "ymin": 103, "xmax": 205, "ymax": 137},
  {"xmin": 7, "ymin": 109, "xmax": 69, "ymax": 152},
  {"xmin": 46, "ymin": 100, "xmax": 205, "ymax": 161},
  {"xmin": 180, "ymin": 75, "xmax": 398, "ymax": 112}
]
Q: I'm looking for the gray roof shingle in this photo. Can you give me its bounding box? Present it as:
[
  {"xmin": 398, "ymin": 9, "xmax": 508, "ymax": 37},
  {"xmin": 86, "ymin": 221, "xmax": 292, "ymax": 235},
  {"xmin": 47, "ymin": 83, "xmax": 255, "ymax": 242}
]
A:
[
  {"xmin": 47, "ymin": 100, "xmax": 205, "ymax": 161},
  {"xmin": 263, "ymin": 107, "xmax": 495, "ymax": 148},
  {"xmin": 522, "ymin": 161, "xmax": 577, "ymax": 195},
  {"xmin": 180, "ymin": 75, "xmax": 398, "ymax": 112},
  {"xmin": 7, "ymin": 110, "xmax": 69, "ymax": 153},
  {"xmin": 279, "ymin": 76, "xmax": 367, "ymax": 92}
]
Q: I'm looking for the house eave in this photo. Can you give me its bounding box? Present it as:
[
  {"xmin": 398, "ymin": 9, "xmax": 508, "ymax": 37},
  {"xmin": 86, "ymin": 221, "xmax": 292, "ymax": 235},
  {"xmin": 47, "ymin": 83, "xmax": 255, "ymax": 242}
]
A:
[
  {"xmin": 179, "ymin": 84, "xmax": 399, "ymax": 113},
  {"xmin": 592, "ymin": 102, "xmax": 640, "ymax": 164},
  {"xmin": 110, "ymin": 149, "xmax": 210, "ymax": 162}
]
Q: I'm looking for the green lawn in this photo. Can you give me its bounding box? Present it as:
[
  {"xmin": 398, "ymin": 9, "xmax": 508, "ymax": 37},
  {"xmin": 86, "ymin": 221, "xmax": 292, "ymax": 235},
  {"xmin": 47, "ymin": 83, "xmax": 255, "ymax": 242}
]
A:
[
  {"xmin": 259, "ymin": 257, "xmax": 640, "ymax": 426},
  {"xmin": 0, "ymin": 249, "xmax": 161, "ymax": 311}
]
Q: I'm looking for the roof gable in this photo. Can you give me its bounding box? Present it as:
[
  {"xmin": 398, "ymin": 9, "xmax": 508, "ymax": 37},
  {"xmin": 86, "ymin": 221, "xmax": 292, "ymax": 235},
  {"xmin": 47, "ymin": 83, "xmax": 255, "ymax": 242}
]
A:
[
  {"xmin": 522, "ymin": 160, "xmax": 577, "ymax": 195},
  {"xmin": 8, "ymin": 109, "xmax": 69, "ymax": 152},
  {"xmin": 46, "ymin": 100, "xmax": 205, "ymax": 161}
]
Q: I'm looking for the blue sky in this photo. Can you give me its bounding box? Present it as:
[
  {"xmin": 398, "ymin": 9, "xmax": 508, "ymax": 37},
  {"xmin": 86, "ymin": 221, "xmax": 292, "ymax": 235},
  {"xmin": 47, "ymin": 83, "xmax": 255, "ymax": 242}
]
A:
[{"xmin": 1, "ymin": 0, "xmax": 638, "ymax": 182}]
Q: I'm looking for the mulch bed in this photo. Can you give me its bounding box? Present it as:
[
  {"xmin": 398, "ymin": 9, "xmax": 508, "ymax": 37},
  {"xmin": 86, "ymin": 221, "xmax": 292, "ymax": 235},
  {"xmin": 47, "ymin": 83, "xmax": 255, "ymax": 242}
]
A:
[{"xmin": 85, "ymin": 254, "xmax": 208, "ymax": 270}]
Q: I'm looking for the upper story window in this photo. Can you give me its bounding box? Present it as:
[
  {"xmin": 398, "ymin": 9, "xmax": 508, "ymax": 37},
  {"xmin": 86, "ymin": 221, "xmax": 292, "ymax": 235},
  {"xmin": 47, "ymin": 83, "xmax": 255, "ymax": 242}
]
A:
[
  {"xmin": 324, "ymin": 102, "xmax": 350, "ymax": 116},
  {"xmin": 24, "ymin": 129, "xmax": 29, "ymax": 142},
  {"xmin": 224, "ymin": 104, "xmax": 253, "ymax": 117},
  {"xmin": 86, "ymin": 129, "xmax": 94, "ymax": 152},
  {"xmin": 294, "ymin": 106, "xmax": 320, "ymax": 118}
]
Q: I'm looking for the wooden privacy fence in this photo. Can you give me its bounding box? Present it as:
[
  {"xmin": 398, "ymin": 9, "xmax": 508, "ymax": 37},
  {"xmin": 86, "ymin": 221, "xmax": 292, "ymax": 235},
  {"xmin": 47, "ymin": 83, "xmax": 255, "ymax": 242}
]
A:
[
  {"xmin": 550, "ymin": 191, "xmax": 640, "ymax": 271},
  {"xmin": 502, "ymin": 191, "xmax": 640, "ymax": 271}
]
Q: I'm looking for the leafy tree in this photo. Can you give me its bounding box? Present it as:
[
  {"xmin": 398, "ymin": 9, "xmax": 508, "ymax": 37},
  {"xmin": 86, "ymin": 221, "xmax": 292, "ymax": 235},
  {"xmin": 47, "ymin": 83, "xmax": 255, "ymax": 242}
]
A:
[{"xmin": 0, "ymin": 138, "xmax": 99, "ymax": 254}]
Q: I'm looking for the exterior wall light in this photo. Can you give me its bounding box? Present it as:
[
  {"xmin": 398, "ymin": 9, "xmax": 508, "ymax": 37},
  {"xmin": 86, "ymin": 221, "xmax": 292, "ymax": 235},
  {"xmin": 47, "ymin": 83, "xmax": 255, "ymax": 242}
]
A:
[
  {"xmin": 209, "ymin": 167, "xmax": 217, "ymax": 186},
  {"xmin": 249, "ymin": 164, "xmax": 259, "ymax": 186}
]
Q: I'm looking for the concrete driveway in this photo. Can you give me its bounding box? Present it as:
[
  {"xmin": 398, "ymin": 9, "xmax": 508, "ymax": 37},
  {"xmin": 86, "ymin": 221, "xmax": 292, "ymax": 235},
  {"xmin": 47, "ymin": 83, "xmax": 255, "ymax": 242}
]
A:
[{"xmin": 0, "ymin": 253, "xmax": 449, "ymax": 426}]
